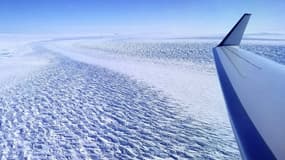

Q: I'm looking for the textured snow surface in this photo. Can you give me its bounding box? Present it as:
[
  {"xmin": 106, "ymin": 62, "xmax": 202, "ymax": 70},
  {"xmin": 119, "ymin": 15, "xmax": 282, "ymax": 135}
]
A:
[
  {"xmin": 43, "ymin": 39, "xmax": 228, "ymax": 125},
  {"xmin": 0, "ymin": 36, "xmax": 284, "ymax": 159},
  {"xmin": 0, "ymin": 56, "xmax": 239, "ymax": 159},
  {"xmin": 0, "ymin": 40, "xmax": 50, "ymax": 88}
]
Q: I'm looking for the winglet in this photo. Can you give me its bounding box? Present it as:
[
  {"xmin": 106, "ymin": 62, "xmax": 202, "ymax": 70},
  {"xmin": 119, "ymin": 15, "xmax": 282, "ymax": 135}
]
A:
[{"xmin": 218, "ymin": 13, "xmax": 251, "ymax": 46}]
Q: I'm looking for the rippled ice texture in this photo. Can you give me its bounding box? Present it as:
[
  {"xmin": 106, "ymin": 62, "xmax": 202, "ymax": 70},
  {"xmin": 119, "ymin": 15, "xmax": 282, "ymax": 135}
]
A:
[
  {"xmin": 0, "ymin": 57, "xmax": 239, "ymax": 159},
  {"xmin": 1, "ymin": 37, "xmax": 284, "ymax": 159}
]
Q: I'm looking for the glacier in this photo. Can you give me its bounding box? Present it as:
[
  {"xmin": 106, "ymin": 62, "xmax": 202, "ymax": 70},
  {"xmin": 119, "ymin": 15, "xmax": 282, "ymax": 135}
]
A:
[{"xmin": 0, "ymin": 35, "xmax": 284, "ymax": 159}]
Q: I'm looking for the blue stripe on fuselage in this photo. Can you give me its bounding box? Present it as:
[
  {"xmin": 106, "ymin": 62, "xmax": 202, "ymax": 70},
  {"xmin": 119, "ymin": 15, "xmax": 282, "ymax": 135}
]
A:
[{"xmin": 213, "ymin": 48, "xmax": 276, "ymax": 160}]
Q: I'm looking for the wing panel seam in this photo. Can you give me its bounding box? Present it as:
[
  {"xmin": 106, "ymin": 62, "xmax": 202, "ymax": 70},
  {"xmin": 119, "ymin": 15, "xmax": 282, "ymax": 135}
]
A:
[{"xmin": 224, "ymin": 47, "xmax": 262, "ymax": 70}]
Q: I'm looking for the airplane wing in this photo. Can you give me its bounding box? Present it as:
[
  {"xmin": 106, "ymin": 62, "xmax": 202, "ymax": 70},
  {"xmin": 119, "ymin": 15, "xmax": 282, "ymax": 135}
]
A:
[{"xmin": 213, "ymin": 14, "xmax": 285, "ymax": 160}]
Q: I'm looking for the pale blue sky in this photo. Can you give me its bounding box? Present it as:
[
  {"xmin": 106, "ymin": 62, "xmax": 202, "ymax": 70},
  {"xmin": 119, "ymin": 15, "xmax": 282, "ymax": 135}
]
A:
[{"xmin": 0, "ymin": 0, "xmax": 284, "ymax": 36}]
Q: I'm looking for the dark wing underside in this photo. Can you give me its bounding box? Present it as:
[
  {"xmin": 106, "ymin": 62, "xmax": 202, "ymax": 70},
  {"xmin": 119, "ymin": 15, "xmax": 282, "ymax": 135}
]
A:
[{"xmin": 213, "ymin": 14, "xmax": 284, "ymax": 160}]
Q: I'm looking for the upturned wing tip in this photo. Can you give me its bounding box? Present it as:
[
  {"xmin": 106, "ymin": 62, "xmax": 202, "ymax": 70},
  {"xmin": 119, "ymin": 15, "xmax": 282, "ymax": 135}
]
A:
[{"xmin": 218, "ymin": 13, "xmax": 251, "ymax": 47}]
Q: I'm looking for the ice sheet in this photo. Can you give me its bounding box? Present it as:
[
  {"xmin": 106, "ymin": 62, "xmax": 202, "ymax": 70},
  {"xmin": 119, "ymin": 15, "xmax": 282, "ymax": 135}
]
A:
[
  {"xmin": 43, "ymin": 39, "xmax": 229, "ymax": 125},
  {"xmin": 0, "ymin": 36, "xmax": 258, "ymax": 159}
]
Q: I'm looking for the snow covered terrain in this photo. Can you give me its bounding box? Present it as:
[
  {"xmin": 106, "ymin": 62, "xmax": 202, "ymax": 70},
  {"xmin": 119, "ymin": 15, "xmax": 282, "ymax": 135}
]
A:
[
  {"xmin": 0, "ymin": 35, "xmax": 284, "ymax": 159},
  {"xmin": 0, "ymin": 35, "xmax": 51, "ymax": 89}
]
